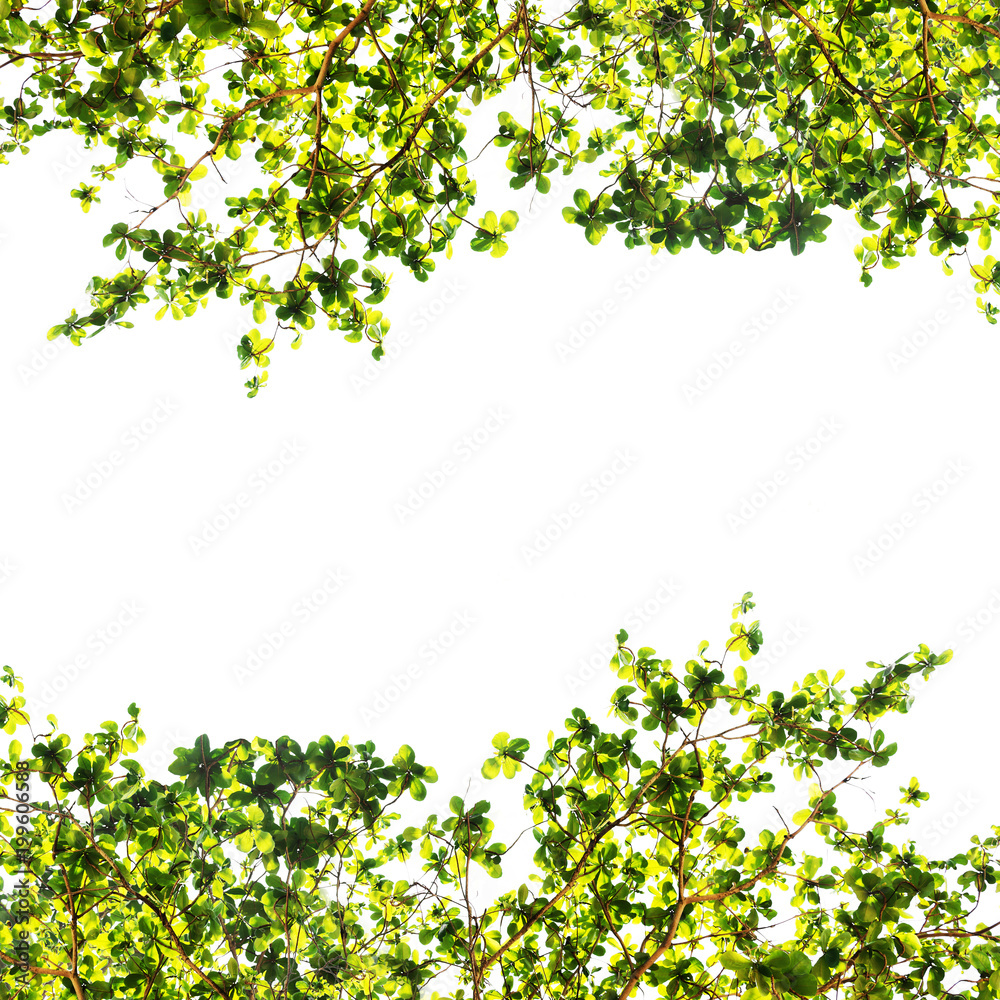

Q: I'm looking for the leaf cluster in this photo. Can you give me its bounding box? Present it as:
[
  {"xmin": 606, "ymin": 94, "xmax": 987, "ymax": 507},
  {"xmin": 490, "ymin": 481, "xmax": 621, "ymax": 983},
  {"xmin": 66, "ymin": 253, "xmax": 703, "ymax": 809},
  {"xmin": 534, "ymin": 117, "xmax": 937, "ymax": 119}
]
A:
[
  {"xmin": 1, "ymin": 603, "xmax": 997, "ymax": 1000},
  {"xmin": 5, "ymin": 0, "xmax": 1000, "ymax": 391}
]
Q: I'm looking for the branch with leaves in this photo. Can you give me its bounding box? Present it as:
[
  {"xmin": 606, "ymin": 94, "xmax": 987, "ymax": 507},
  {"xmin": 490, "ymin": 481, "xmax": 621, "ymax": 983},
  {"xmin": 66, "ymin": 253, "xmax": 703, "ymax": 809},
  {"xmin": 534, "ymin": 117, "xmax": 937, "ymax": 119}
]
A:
[
  {"xmin": 5, "ymin": 0, "xmax": 1000, "ymax": 393},
  {"xmin": 1, "ymin": 597, "xmax": 997, "ymax": 1000}
]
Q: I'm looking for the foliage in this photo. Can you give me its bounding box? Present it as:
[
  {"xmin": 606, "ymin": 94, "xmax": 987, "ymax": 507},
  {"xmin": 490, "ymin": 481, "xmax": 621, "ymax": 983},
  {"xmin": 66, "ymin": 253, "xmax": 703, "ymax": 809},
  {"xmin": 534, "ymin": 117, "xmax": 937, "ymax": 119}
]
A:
[
  {"xmin": 2, "ymin": 599, "xmax": 998, "ymax": 1000},
  {"xmin": 5, "ymin": 0, "xmax": 1000, "ymax": 392}
]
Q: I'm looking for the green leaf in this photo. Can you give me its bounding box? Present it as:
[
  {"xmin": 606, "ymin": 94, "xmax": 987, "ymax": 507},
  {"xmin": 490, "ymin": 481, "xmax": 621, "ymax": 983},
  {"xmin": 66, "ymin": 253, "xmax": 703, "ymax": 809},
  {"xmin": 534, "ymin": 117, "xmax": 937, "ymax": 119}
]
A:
[
  {"xmin": 718, "ymin": 951, "xmax": 753, "ymax": 973},
  {"xmin": 725, "ymin": 136, "xmax": 746, "ymax": 159},
  {"xmin": 0, "ymin": 612, "xmax": 988, "ymax": 1000},
  {"xmin": 247, "ymin": 14, "xmax": 281, "ymax": 37}
]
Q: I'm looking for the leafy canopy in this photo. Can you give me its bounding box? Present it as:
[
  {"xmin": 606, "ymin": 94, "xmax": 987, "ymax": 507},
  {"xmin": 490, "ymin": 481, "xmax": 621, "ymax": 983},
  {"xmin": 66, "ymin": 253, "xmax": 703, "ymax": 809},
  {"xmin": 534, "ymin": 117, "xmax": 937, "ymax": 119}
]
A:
[
  {"xmin": 5, "ymin": 0, "xmax": 1000, "ymax": 393},
  {"xmin": 2, "ymin": 596, "xmax": 998, "ymax": 1000}
]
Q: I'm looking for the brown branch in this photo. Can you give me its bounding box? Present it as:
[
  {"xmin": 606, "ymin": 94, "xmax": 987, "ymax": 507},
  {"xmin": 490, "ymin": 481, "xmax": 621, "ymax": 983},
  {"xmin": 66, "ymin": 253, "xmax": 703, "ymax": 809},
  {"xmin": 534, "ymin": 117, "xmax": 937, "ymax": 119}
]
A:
[
  {"xmin": 593, "ymin": 889, "xmax": 635, "ymax": 975},
  {"xmin": 617, "ymin": 787, "xmax": 697, "ymax": 1000},
  {"xmin": 76, "ymin": 840, "xmax": 232, "ymax": 1000},
  {"xmin": 0, "ymin": 952, "xmax": 76, "ymax": 978},
  {"xmin": 615, "ymin": 763, "xmax": 866, "ymax": 1000},
  {"xmin": 617, "ymin": 899, "xmax": 689, "ymax": 1000},
  {"xmin": 0, "ymin": 49, "xmax": 82, "ymax": 71},
  {"xmin": 311, "ymin": 6, "xmax": 525, "ymax": 255},
  {"xmin": 685, "ymin": 763, "xmax": 865, "ymax": 909},
  {"xmin": 917, "ymin": 7, "xmax": 941, "ymax": 125},
  {"xmin": 482, "ymin": 736, "xmax": 681, "ymax": 974},
  {"xmin": 133, "ymin": 0, "xmax": 378, "ymax": 228},
  {"xmin": 366, "ymin": 20, "xmax": 411, "ymax": 108},
  {"xmin": 916, "ymin": 0, "xmax": 1000, "ymax": 40},
  {"xmin": 61, "ymin": 866, "xmax": 87, "ymax": 1000},
  {"xmin": 773, "ymin": 0, "xmax": 913, "ymax": 151}
]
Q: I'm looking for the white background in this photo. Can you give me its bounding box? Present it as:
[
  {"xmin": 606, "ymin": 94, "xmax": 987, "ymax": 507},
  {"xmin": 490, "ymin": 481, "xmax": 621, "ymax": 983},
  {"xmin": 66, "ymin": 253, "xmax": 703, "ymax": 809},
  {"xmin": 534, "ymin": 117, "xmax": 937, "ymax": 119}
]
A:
[{"xmin": 1, "ymin": 88, "xmax": 997, "ymax": 857}]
